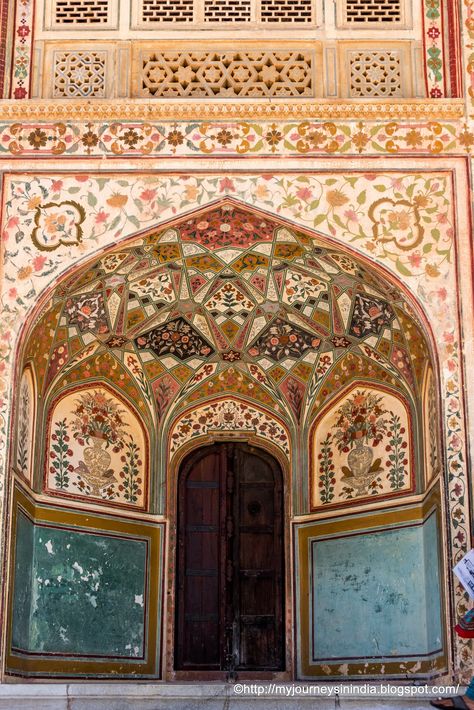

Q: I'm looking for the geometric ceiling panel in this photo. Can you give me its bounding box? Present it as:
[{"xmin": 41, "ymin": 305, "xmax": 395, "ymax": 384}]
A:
[
  {"xmin": 248, "ymin": 316, "xmax": 321, "ymax": 362},
  {"xmin": 135, "ymin": 317, "xmax": 215, "ymax": 360},
  {"xmin": 28, "ymin": 198, "xmax": 432, "ymax": 427},
  {"xmin": 348, "ymin": 293, "xmax": 394, "ymax": 338}
]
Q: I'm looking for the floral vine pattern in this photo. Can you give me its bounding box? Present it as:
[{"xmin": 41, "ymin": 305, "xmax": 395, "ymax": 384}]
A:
[
  {"xmin": 424, "ymin": 0, "xmax": 445, "ymax": 98},
  {"xmin": 317, "ymin": 434, "xmax": 335, "ymax": 504},
  {"xmin": 45, "ymin": 388, "xmax": 147, "ymax": 508},
  {"xmin": 386, "ymin": 413, "xmax": 409, "ymax": 490},
  {"xmin": 15, "ymin": 369, "xmax": 34, "ymax": 480},
  {"xmin": 119, "ymin": 441, "xmax": 143, "ymax": 504},
  {"xmin": 0, "ymin": 119, "xmax": 470, "ymax": 157},
  {"xmin": 49, "ymin": 418, "xmax": 72, "ymax": 490},
  {"xmin": 312, "ymin": 387, "xmax": 412, "ymax": 507},
  {"xmin": 169, "ymin": 399, "xmax": 290, "ymax": 459}
]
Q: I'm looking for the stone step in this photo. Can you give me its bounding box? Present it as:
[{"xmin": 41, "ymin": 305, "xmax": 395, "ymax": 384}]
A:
[{"xmin": 0, "ymin": 683, "xmax": 464, "ymax": 710}]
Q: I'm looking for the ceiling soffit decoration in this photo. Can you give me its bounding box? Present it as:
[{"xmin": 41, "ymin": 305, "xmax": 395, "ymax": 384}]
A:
[{"xmin": 22, "ymin": 199, "xmax": 432, "ymax": 431}]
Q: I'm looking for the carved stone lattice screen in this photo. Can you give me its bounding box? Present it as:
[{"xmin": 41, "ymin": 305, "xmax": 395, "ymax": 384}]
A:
[
  {"xmin": 138, "ymin": 0, "xmax": 195, "ymax": 23},
  {"xmin": 52, "ymin": 50, "xmax": 107, "ymax": 97},
  {"xmin": 45, "ymin": 0, "xmax": 118, "ymax": 28},
  {"xmin": 348, "ymin": 49, "xmax": 403, "ymax": 97},
  {"xmin": 53, "ymin": 0, "xmax": 110, "ymax": 23},
  {"xmin": 131, "ymin": 0, "xmax": 317, "ymax": 25},
  {"xmin": 30, "ymin": 0, "xmax": 421, "ymax": 98},
  {"xmin": 342, "ymin": 0, "xmax": 402, "ymax": 23},
  {"xmin": 136, "ymin": 46, "xmax": 317, "ymax": 98}
]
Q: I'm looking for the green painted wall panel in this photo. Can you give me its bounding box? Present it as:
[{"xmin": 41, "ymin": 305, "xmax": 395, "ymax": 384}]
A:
[
  {"xmin": 12, "ymin": 511, "xmax": 34, "ymax": 650},
  {"xmin": 12, "ymin": 513, "xmax": 148, "ymax": 658}
]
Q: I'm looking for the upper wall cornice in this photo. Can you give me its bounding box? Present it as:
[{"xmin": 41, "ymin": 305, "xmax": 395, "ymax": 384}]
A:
[{"xmin": 0, "ymin": 99, "xmax": 465, "ymax": 121}]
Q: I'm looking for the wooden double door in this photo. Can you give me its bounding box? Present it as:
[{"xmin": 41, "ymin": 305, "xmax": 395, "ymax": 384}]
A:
[{"xmin": 175, "ymin": 443, "xmax": 284, "ymax": 673}]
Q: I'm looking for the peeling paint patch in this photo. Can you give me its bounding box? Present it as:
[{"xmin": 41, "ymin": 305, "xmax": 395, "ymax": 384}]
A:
[{"xmin": 86, "ymin": 593, "xmax": 97, "ymax": 608}]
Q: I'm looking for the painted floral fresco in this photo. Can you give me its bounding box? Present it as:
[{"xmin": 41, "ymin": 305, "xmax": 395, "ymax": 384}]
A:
[
  {"xmin": 169, "ymin": 398, "xmax": 290, "ymax": 458},
  {"xmin": 2, "ymin": 173, "xmax": 455, "ymax": 285},
  {"xmin": 15, "ymin": 368, "xmax": 35, "ymax": 483},
  {"xmin": 312, "ymin": 386, "xmax": 413, "ymax": 507},
  {"xmin": 0, "ymin": 167, "xmax": 470, "ymax": 677},
  {"xmin": 423, "ymin": 366, "xmax": 442, "ymax": 487},
  {"xmin": 16, "ymin": 199, "xmax": 430, "ymax": 495},
  {"xmin": 45, "ymin": 387, "xmax": 147, "ymax": 507},
  {"xmin": 0, "ymin": 0, "xmax": 472, "ymax": 682}
]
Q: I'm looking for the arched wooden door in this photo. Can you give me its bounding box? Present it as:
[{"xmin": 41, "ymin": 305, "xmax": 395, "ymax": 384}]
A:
[{"xmin": 175, "ymin": 442, "xmax": 284, "ymax": 672}]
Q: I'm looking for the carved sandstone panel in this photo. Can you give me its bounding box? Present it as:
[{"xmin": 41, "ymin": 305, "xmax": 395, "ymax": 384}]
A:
[
  {"xmin": 339, "ymin": 42, "xmax": 413, "ymax": 98},
  {"xmin": 133, "ymin": 43, "xmax": 320, "ymax": 98},
  {"xmin": 42, "ymin": 43, "xmax": 115, "ymax": 98}
]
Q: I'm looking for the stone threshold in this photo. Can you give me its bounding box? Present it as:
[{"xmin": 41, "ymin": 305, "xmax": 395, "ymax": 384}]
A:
[{"xmin": 0, "ymin": 682, "xmax": 464, "ymax": 710}]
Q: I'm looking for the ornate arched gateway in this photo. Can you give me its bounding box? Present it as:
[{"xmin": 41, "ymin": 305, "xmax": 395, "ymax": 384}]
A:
[{"xmin": 5, "ymin": 198, "xmax": 446, "ymax": 680}]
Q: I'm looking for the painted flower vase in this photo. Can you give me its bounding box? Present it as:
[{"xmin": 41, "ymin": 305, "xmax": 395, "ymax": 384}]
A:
[
  {"xmin": 347, "ymin": 438, "xmax": 373, "ymax": 478},
  {"xmin": 82, "ymin": 435, "xmax": 112, "ymax": 495},
  {"xmin": 345, "ymin": 439, "xmax": 376, "ymax": 494}
]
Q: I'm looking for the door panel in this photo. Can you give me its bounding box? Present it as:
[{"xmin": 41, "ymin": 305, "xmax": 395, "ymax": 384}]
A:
[
  {"xmin": 177, "ymin": 449, "xmax": 223, "ymax": 669},
  {"xmin": 176, "ymin": 443, "xmax": 284, "ymax": 672}
]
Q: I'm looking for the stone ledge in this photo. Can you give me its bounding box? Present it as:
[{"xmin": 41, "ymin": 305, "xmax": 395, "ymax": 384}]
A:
[
  {"xmin": 0, "ymin": 683, "xmax": 464, "ymax": 710},
  {"xmin": 0, "ymin": 98, "xmax": 465, "ymax": 121}
]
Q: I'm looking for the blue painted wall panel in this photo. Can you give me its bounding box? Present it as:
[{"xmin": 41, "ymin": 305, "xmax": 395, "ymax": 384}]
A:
[{"xmin": 311, "ymin": 516, "xmax": 442, "ymax": 660}]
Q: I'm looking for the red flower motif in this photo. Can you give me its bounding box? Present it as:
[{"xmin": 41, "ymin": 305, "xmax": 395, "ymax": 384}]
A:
[
  {"xmin": 33, "ymin": 255, "xmax": 47, "ymax": 271},
  {"xmin": 17, "ymin": 25, "xmax": 30, "ymax": 37},
  {"xmin": 14, "ymin": 86, "xmax": 27, "ymax": 99},
  {"xmin": 95, "ymin": 210, "xmax": 109, "ymax": 224},
  {"xmin": 139, "ymin": 189, "xmax": 157, "ymax": 202},
  {"xmin": 219, "ymin": 177, "xmax": 235, "ymax": 192}
]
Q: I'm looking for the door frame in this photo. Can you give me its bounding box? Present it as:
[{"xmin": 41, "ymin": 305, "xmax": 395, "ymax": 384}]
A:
[{"xmin": 165, "ymin": 432, "xmax": 293, "ymax": 681}]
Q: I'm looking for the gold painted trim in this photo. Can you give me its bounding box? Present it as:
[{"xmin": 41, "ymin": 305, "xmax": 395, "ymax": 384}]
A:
[
  {"xmin": 6, "ymin": 485, "xmax": 164, "ymax": 677},
  {"xmin": 295, "ymin": 484, "xmax": 447, "ymax": 678},
  {"xmin": 0, "ymin": 99, "xmax": 465, "ymax": 121}
]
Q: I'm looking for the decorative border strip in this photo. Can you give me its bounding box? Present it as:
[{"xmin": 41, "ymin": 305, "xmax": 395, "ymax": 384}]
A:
[
  {"xmin": 423, "ymin": 0, "xmax": 446, "ymax": 98},
  {"xmin": 464, "ymin": 0, "xmax": 474, "ymax": 109},
  {"xmin": 0, "ymin": 0, "xmax": 11, "ymax": 98},
  {"xmin": 9, "ymin": 0, "xmax": 34, "ymax": 99},
  {"xmin": 0, "ymin": 117, "xmax": 471, "ymax": 158},
  {"xmin": 0, "ymin": 99, "xmax": 465, "ymax": 120}
]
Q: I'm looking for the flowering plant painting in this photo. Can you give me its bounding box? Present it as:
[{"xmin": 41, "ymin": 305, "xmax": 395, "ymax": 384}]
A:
[
  {"xmin": 70, "ymin": 390, "xmax": 128, "ymax": 452},
  {"xmin": 332, "ymin": 390, "xmax": 389, "ymax": 452}
]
